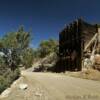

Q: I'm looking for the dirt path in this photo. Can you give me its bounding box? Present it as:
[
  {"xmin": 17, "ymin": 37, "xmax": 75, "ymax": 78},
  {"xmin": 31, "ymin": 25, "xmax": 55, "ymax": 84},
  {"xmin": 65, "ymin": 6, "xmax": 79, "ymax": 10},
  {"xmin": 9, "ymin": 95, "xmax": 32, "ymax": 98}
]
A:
[{"xmin": 1, "ymin": 71, "xmax": 100, "ymax": 100}]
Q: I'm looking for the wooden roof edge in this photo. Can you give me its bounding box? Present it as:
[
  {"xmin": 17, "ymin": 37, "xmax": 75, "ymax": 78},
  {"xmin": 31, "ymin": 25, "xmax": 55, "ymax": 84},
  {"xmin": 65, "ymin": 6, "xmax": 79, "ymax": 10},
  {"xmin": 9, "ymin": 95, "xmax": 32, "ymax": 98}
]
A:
[{"xmin": 59, "ymin": 18, "xmax": 99, "ymax": 34}]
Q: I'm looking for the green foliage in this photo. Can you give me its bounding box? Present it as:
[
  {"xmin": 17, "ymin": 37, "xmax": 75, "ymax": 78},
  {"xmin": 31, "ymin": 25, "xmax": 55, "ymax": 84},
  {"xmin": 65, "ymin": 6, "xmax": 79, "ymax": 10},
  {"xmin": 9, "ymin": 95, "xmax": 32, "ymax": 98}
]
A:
[
  {"xmin": 0, "ymin": 26, "xmax": 33, "ymax": 93},
  {"xmin": 16, "ymin": 26, "xmax": 31, "ymax": 49},
  {"xmin": 9, "ymin": 49, "xmax": 20, "ymax": 71},
  {"xmin": 0, "ymin": 76, "xmax": 8, "ymax": 93},
  {"xmin": 0, "ymin": 56, "xmax": 8, "ymax": 75},
  {"xmin": 0, "ymin": 26, "xmax": 33, "ymax": 70},
  {"xmin": 0, "ymin": 55, "xmax": 20, "ymax": 93},
  {"xmin": 0, "ymin": 68, "xmax": 20, "ymax": 93},
  {"xmin": 1, "ymin": 32, "xmax": 18, "ymax": 48},
  {"xmin": 5, "ymin": 68, "xmax": 20, "ymax": 85},
  {"xmin": 21, "ymin": 48, "xmax": 34, "ymax": 69},
  {"xmin": 1, "ymin": 26, "xmax": 31, "ymax": 49},
  {"xmin": 0, "ymin": 54, "xmax": 20, "ymax": 93},
  {"xmin": 38, "ymin": 39, "xmax": 58, "ymax": 58}
]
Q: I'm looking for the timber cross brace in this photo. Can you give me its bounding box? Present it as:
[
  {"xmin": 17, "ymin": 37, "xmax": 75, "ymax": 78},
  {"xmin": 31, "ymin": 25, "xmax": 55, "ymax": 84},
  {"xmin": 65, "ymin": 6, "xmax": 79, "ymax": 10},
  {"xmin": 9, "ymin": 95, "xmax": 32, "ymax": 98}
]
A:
[{"xmin": 55, "ymin": 18, "xmax": 98, "ymax": 72}]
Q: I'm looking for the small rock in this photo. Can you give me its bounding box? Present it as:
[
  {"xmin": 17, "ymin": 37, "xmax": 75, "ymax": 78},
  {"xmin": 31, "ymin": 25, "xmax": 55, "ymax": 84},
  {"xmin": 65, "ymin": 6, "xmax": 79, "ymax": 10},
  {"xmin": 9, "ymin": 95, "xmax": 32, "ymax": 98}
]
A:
[{"xmin": 19, "ymin": 83, "xmax": 28, "ymax": 90}]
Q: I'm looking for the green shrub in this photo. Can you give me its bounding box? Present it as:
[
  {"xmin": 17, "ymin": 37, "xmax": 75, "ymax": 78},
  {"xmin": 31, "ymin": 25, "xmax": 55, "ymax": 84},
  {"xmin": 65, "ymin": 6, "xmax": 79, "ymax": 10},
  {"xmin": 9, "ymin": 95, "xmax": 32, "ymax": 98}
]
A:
[
  {"xmin": 21, "ymin": 48, "xmax": 34, "ymax": 69},
  {"xmin": 38, "ymin": 39, "xmax": 58, "ymax": 58},
  {"xmin": 0, "ymin": 26, "xmax": 32, "ymax": 93},
  {"xmin": 0, "ymin": 76, "xmax": 8, "ymax": 93},
  {"xmin": 6, "ymin": 68, "xmax": 20, "ymax": 85},
  {"xmin": 0, "ymin": 68, "xmax": 20, "ymax": 94},
  {"xmin": 13, "ymin": 68, "xmax": 20, "ymax": 80}
]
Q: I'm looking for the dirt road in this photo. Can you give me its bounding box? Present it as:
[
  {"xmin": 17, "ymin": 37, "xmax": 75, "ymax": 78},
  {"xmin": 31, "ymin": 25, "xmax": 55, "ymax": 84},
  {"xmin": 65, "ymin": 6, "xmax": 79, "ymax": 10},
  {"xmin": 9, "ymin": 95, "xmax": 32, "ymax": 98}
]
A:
[{"xmin": 2, "ymin": 71, "xmax": 100, "ymax": 100}]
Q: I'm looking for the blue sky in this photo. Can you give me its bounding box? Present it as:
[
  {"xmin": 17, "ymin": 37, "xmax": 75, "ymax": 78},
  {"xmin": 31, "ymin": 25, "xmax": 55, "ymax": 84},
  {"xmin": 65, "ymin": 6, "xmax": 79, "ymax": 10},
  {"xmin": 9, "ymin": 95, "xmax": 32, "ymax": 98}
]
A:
[{"xmin": 0, "ymin": 0, "xmax": 100, "ymax": 48}]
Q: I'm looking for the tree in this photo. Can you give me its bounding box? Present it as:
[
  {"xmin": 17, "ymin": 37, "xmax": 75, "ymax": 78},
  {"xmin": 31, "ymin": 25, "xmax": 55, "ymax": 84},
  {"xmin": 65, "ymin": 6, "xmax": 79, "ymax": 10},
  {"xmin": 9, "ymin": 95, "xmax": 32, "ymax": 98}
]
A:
[
  {"xmin": 0, "ymin": 26, "xmax": 33, "ymax": 70},
  {"xmin": 1, "ymin": 32, "xmax": 18, "ymax": 48},
  {"xmin": 16, "ymin": 26, "xmax": 31, "ymax": 49},
  {"xmin": 0, "ymin": 26, "xmax": 33, "ymax": 93},
  {"xmin": 21, "ymin": 48, "xmax": 34, "ymax": 69},
  {"xmin": 1, "ymin": 26, "xmax": 31, "ymax": 49},
  {"xmin": 39, "ymin": 39, "xmax": 58, "ymax": 58}
]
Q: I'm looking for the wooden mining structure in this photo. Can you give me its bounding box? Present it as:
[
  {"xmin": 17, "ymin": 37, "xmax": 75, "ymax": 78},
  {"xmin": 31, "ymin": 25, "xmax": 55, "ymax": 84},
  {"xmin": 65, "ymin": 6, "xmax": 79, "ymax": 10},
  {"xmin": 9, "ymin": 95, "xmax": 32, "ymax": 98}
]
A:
[{"xmin": 57, "ymin": 19, "xmax": 98, "ymax": 72}]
